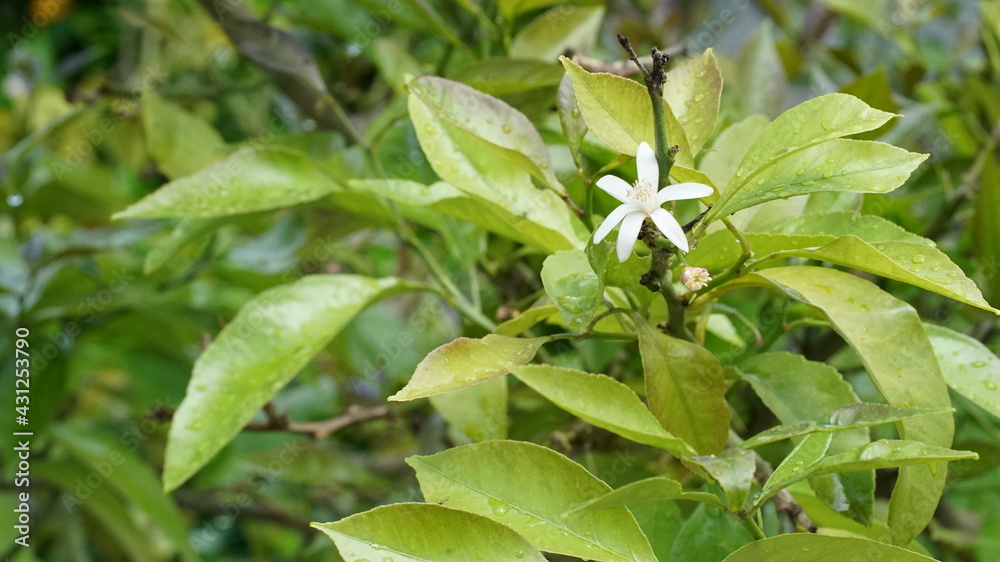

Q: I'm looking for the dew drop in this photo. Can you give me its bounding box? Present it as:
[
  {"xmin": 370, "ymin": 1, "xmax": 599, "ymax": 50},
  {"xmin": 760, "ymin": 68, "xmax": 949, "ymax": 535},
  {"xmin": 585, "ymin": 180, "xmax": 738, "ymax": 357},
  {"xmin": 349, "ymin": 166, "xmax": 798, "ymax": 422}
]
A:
[
  {"xmin": 972, "ymin": 361, "xmax": 988, "ymax": 368},
  {"xmin": 802, "ymin": 180, "xmax": 815, "ymax": 186},
  {"xmin": 502, "ymin": 124, "xmax": 512, "ymax": 134},
  {"xmin": 984, "ymin": 380, "xmax": 998, "ymax": 391},
  {"xmin": 823, "ymin": 171, "xmax": 833, "ymax": 179},
  {"xmin": 694, "ymin": 117, "xmax": 703, "ymax": 124},
  {"xmin": 796, "ymin": 169, "xmax": 805, "ymax": 176},
  {"xmin": 694, "ymin": 93, "xmax": 705, "ymax": 102},
  {"xmin": 570, "ymin": 109, "xmax": 580, "ymax": 118},
  {"xmin": 911, "ymin": 254, "xmax": 926, "ymax": 264}
]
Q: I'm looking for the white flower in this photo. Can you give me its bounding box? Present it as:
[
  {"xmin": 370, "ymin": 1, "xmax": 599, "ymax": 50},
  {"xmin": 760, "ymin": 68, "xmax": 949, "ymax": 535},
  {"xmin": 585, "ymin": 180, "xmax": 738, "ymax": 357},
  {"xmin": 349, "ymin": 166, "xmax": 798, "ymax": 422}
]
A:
[
  {"xmin": 593, "ymin": 142, "xmax": 714, "ymax": 262},
  {"xmin": 681, "ymin": 267, "xmax": 712, "ymax": 291}
]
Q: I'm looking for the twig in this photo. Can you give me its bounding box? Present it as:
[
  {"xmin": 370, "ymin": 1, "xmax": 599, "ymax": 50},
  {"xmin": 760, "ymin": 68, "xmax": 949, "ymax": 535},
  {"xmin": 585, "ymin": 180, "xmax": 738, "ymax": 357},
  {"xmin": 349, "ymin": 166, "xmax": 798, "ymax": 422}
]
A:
[
  {"xmin": 565, "ymin": 44, "xmax": 687, "ymax": 77},
  {"xmin": 173, "ymin": 489, "xmax": 314, "ymax": 533},
  {"xmin": 749, "ymin": 438, "xmax": 818, "ymax": 533},
  {"xmin": 150, "ymin": 404, "xmax": 391, "ymax": 441}
]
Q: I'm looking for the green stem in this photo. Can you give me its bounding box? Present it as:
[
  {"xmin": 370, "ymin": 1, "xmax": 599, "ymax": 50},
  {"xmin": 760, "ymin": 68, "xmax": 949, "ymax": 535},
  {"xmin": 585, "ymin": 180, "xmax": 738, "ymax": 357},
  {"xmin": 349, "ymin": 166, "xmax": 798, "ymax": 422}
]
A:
[
  {"xmin": 661, "ymin": 275, "xmax": 694, "ymax": 342},
  {"xmin": 388, "ymin": 203, "xmax": 496, "ymax": 332},
  {"xmin": 648, "ymin": 87, "xmax": 675, "ymax": 187},
  {"xmin": 734, "ymin": 512, "xmax": 768, "ymax": 541}
]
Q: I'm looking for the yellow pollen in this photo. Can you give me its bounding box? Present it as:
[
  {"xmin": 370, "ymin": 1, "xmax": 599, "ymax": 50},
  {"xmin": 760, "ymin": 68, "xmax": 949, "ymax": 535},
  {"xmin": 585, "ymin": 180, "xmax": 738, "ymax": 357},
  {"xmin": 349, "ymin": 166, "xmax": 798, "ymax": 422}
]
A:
[{"xmin": 629, "ymin": 179, "xmax": 654, "ymax": 202}]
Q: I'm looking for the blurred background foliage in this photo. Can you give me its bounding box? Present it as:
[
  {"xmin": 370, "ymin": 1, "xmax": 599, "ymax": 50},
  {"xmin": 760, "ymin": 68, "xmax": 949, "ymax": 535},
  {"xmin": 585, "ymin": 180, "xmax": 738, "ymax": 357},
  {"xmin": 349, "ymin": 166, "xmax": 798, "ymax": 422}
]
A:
[{"xmin": 2, "ymin": 0, "xmax": 1000, "ymax": 560}]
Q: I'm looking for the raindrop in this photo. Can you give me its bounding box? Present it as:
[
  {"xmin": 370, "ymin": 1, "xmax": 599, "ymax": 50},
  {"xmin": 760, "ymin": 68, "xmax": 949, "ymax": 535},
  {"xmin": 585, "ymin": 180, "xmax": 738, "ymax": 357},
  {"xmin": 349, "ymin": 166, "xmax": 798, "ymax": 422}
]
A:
[
  {"xmin": 984, "ymin": 380, "xmax": 998, "ymax": 391},
  {"xmin": 823, "ymin": 171, "xmax": 833, "ymax": 179},
  {"xmin": 756, "ymin": 179, "xmax": 765, "ymax": 186},
  {"xmin": 694, "ymin": 93, "xmax": 705, "ymax": 102},
  {"xmin": 796, "ymin": 169, "xmax": 805, "ymax": 176},
  {"xmin": 570, "ymin": 109, "xmax": 580, "ymax": 118},
  {"xmin": 502, "ymin": 124, "xmax": 512, "ymax": 134},
  {"xmin": 694, "ymin": 117, "xmax": 703, "ymax": 124},
  {"xmin": 802, "ymin": 180, "xmax": 815, "ymax": 186},
  {"xmin": 911, "ymin": 255, "xmax": 926, "ymax": 264},
  {"xmin": 972, "ymin": 361, "xmax": 987, "ymax": 368}
]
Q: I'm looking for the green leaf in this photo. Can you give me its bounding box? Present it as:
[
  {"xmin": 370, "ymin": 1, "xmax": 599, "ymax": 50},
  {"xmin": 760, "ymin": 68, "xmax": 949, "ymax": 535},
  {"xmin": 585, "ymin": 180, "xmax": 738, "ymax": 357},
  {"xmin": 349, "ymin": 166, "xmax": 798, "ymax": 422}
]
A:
[
  {"xmin": 759, "ymin": 433, "xmax": 833, "ymax": 503},
  {"xmin": 688, "ymin": 231, "xmax": 836, "ymax": 272},
  {"xmin": 430, "ymin": 377, "xmax": 508, "ymax": 442},
  {"xmin": 494, "ymin": 304, "xmax": 563, "ymax": 336},
  {"xmin": 973, "ymin": 155, "xmax": 1000, "ymax": 304},
  {"xmin": 569, "ymin": 477, "xmax": 725, "ymax": 513},
  {"xmin": 390, "ymin": 335, "xmax": 548, "ymax": 401},
  {"xmin": 671, "ymin": 503, "xmax": 754, "ymax": 562},
  {"xmin": 558, "ymin": 75, "xmax": 588, "ymax": 155},
  {"xmin": 774, "ymin": 211, "xmax": 932, "ymax": 243},
  {"xmin": 142, "ymin": 91, "xmax": 229, "ymax": 179},
  {"xmin": 700, "ymin": 114, "xmax": 770, "ymax": 190},
  {"xmin": 737, "ymin": 351, "xmax": 873, "ymax": 523},
  {"xmin": 541, "ymin": 249, "xmax": 603, "ymax": 331},
  {"xmin": 762, "ymin": 439, "xmax": 977, "ymax": 502},
  {"xmin": 733, "ymin": 21, "xmax": 787, "ymax": 119},
  {"xmin": 113, "ymin": 146, "xmax": 338, "ymax": 219},
  {"xmin": 752, "ymin": 235, "xmax": 997, "ymax": 313},
  {"xmin": 510, "ymin": 364, "xmax": 695, "ymax": 455},
  {"xmin": 407, "ymin": 441, "xmax": 657, "ymax": 561},
  {"xmin": 684, "ymin": 448, "xmax": 756, "ymax": 509},
  {"xmin": 34, "ymin": 460, "xmax": 151, "ymax": 561},
  {"xmin": 451, "ymin": 58, "xmax": 564, "ymax": 97},
  {"xmin": 560, "ymin": 56, "xmax": 652, "ymax": 156},
  {"xmin": 510, "ymin": 6, "xmax": 605, "ymax": 63},
  {"xmin": 143, "ymin": 218, "xmax": 222, "ymax": 274},
  {"xmin": 707, "ymin": 139, "xmax": 927, "ymax": 221},
  {"xmin": 349, "ymin": 179, "xmax": 579, "ymax": 254},
  {"xmin": 408, "ymin": 91, "xmax": 582, "ymax": 252},
  {"xmin": 498, "ymin": 0, "xmax": 566, "ymax": 19},
  {"xmin": 925, "ymin": 323, "xmax": 1000, "ymax": 419},
  {"xmin": 408, "ymin": 75, "xmax": 564, "ymax": 194},
  {"xmin": 742, "ymin": 404, "xmax": 950, "ymax": 448},
  {"xmin": 638, "ymin": 322, "xmax": 729, "ymax": 454},
  {"xmin": 722, "ymin": 534, "xmax": 938, "ymax": 562},
  {"xmin": 714, "ymin": 267, "xmax": 955, "ymax": 544},
  {"xmin": 663, "ymin": 49, "xmax": 722, "ymax": 155},
  {"xmin": 735, "ymin": 93, "xmax": 896, "ymax": 182},
  {"xmin": 51, "ymin": 425, "xmax": 197, "ymax": 560},
  {"xmin": 312, "ymin": 503, "xmax": 546, "ymax": 561},
  {"xmin": 164, "ymin": 275, "xmax": 415, "ymax": 491}
]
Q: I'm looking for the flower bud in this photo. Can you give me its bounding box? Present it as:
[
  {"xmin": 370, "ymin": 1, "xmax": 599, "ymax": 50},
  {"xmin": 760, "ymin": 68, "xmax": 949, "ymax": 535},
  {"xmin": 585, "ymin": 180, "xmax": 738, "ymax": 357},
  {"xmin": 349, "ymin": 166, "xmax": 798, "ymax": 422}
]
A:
[{"xmin": 680, "ymin": 267, "xmax": 712, "ymax": 291}]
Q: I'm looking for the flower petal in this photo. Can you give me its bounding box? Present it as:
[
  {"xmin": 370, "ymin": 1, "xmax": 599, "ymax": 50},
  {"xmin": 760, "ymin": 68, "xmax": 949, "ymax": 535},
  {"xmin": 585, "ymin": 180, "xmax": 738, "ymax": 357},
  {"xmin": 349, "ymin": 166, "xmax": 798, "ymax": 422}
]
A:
[
  {"xmin": 595, "ymin": 175, "xmax": 632, "ymax": 204},
  {"xmin": 636, "ymin": 142, "xmax": 659, "ymax": 187},
  {"xmin": 615, "ymin": 211, "xmax": 645, "ymax": 262},
  {"xmin": 655, "ymin": 182, "xmax": 715, "ymax": 205},
  {"xmin": 649, "ymin": 208, "xmax": 689, "ymax": 252},
  {"xmin": 593, "ymin": 203, "xmax": 639, "ymax": 243}
]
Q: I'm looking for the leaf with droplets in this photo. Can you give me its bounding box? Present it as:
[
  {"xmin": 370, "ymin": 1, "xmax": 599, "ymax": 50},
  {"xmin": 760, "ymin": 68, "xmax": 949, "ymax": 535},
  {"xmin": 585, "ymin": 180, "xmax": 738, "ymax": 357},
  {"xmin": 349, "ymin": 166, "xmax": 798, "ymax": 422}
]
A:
[
  {"xmin": 738, "ymin": 352, "xmax": 874, "ymax": 524},
  {"xmin": 925, "ymin": 323, "xmax": 1000, "ymax": 419},
  {"xmin": 350, "ymin": 179, "xmax": 579, "ymax": 254},
  {"xmin": 711, "ymin": 266, "xmax": 954, "ymax": 545},
  {"xmin": 663, "ymin": 49, "xmax": 722, "ymax": 155},
  {"xmin": 758, "ymin": 433, "xmax": 833, "ymax": 504},
  {"xmin": 408, "ymin": 75, "xmax": 565, "ymax": 194},
  {"xmin": 409, "ymin": 93, "xmax": 582, "ymax": 252},
  {"xmin": 511, "ymin": 364, "xmax": 695, "ymax": 455},
  {"xmin": 774, "ymin": 211, "xmax": 932, "ymax": 244},
  {"xmin": 557, "ymin": 75, "xmax": 588, "ymax": 156},
  {"xmin": 408, "ymin": 441, "xmax": 658, "ymax": 561},
  {"xmin": 541, "ymin": 249, "xmax": 603, "ymax": 331},
  {"xmin": 113, "ymin": 146, "xmax": 338, "ymax": 219},
  {"xmin": 752, "ymin": 235, "xmax": 997, "ymax": 314},
  {"xmin": 704, "ymin": 139, "xmax": 927, "ymax": 222},
  {"xmin": 684, "ymin": 448, "xmax": 756, "ymax": 509},
  {"xmin": 163, "ymin": 275, "xmax": 416, "ymax": 491},
  {"xmin": 722, "ymin": 534, "xmax": 938, "ymax": 562},
  {"xmin": 742, "ymin": 404, "xmax": 950, "ymax": 448},
  {"xmin": 313, "ymin": 503, "xmax": 546, "ymax": 561},
  {"xmin": 760, "ymin": 439, "xmax": 976, "ymax": 504},
  {"xmin": 390, "ymin": 335, "xmax": 549, "ymax": 401},
  {"xmin": 568, "ymin": 477, "xmax": 724, "ymax": 514}
]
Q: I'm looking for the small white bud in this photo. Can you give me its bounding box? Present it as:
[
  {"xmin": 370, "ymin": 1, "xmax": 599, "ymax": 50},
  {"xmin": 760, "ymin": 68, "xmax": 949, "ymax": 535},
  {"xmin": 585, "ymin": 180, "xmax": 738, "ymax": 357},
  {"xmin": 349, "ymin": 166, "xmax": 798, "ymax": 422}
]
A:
[{"xmin": 680, "ymin": 267, "xmax": 712, "ymax": 291}]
